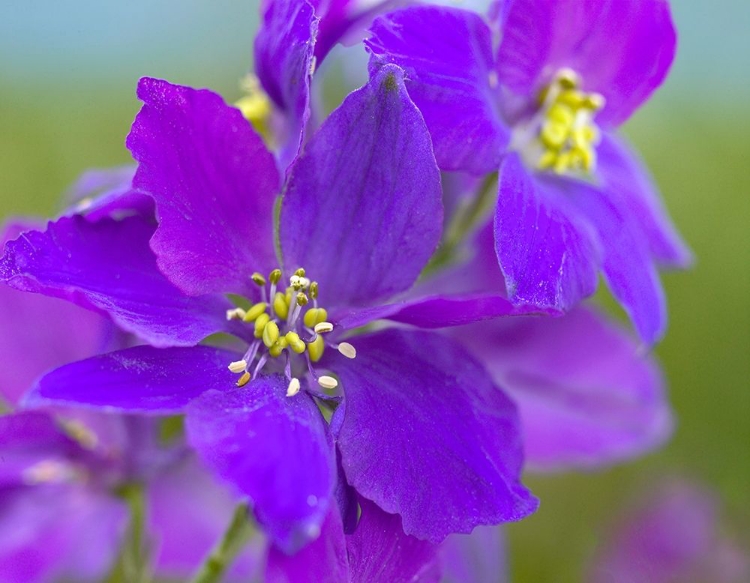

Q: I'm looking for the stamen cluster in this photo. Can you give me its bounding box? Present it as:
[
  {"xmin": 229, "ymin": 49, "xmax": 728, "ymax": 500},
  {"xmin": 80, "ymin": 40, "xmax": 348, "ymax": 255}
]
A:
[{"xmin": 225, "ymin": 268, "xmax": 356, "ymax": 397}]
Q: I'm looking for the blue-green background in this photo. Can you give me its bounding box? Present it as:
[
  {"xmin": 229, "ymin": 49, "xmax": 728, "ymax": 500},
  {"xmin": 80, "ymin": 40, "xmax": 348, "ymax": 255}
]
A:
[{"xmin": 1, "ymin": 1, "xmax": 748, "ymax": 580}]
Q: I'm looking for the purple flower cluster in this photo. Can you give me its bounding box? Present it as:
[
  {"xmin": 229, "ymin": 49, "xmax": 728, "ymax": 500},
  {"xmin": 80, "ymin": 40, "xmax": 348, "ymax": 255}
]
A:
[{"xmin": 0, "ymin": 0, "xmax": 720, "ymax": 581}]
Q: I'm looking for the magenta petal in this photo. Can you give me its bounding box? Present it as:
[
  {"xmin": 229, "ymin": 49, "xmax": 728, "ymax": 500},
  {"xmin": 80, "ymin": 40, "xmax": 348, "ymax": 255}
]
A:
[
  {"xmin": 185, "ymin": 376, "xmax": 336, "ymax": 553},
  {"xmin": 597, "ymin": 135, "xmax": 692, "ymax": 268},
  {"xmin": 0, "ymin": 485, "xmax": 127, "ymax": 583},
  {"xmin": 0, "ymin": 215, "xmax": 234, "ymax": 347},
  {"xmin": 127, "ymin": 77, "xmax": 280, "ymax": 297},
  {"xmin": 148, "ymin": 457, "xmax": 264, "ymax": 581},
  {"xmin": 367, "ymin": 6, "xmax": 508, "ymax": 174},
  {"xmin": 497, "ymin": 0, "xmax": 677, "ymax": 126},
  {"xmin": 454, "ymin": 307, "xmax": 672, "ymax": 471},
  {"xmin": 332, "ymin": 329, "xmax": 537, "ymax": 542},
  {"xmin": 265, "ymin": 508, "xmax": 349, "ymax": 583},
  {"xmin": 280, "ymin": 65, "xmax": 442, "ymax": 309},
  {"xmin": 255, "ymin": 0, "xmax": 318, "ymax": 168},
  {"xmin": 495, "ymin": 154, "xmax": 600, "ymax": 312},
  {"xmin": 347, "ymin": 498, "xmax": 441, "ymax": 583},
  {"xmin": 25, "ymin": 346, "xmax": 239, "ymax": 414}
]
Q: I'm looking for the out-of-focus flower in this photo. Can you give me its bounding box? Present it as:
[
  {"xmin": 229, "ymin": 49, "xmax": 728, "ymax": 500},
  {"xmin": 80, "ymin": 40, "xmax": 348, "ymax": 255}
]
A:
[
  {"xmin": 367, "ymin": 0, "xmax": 691, "ymax": 344},
  {"xmin": 0, "ymin": 224, "xmax": 262, "ymax": 583},
  {"xmin": 3, "ymin": 65, "xmax": 540, "ymax": 556},
  {"xmin": 588, "ymin": 479, "xmax": 749, "ymax": 583}
]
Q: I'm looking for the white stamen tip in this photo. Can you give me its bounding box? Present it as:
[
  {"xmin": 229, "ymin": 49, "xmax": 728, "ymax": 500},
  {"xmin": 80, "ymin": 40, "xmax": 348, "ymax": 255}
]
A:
[
  {"xmin": 226, "ymin": 307, "xmax": 247, "ymax": 321},
  {"xmin": 317, "ymin": 375, "xmax": 338, "ymax": 390},
  {"xmin": 286, "ymin": 377, "xmax": 301, "ymax": 397},
  {"xmin": 337, "ymin": 342, "xmax": 357, "ymax": 359},
  {"xmin": 228, "ymin": 360, "xmax": 248, "ymax": 374},
  {"xmin": 314, "ymin": 321, "xmax": 334, "ymax": 334}
]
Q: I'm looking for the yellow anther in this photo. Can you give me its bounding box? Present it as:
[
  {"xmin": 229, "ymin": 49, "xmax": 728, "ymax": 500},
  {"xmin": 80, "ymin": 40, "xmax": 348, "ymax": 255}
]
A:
[
  {"xmin": 314, "ymin": 321, "xmax": 334, "ymax": 334},
  {"xmin": 547, "ymin": 103, "xmax": 574, "ymax": 127},
  {"xmin": 303, "ymin": 307, "xmax": 328, "ymax": 328},
  {"xmin": 285, "ymin": 332, "xmax": 306, "ymax": 354},
  {"xmin": 243, "ymin": 302, "xmax": 268, "ymax": 322},
  {"xmin": 251, "ymin": 272, "xmax": 266, "ymax": 286},
  {"xmin": 294, "ymin": 268, "xmax": 306, "ymax": 277},
  {"xmin": 236, "ymin": 76, "xmax": 273, "ymax": 140},
  {"xmin": 254, "ymin": 313, "xmax": 270, "ymax": 338},
  {"xmin": 287, "ymin": 377, "xmax": 301, "ymax": 397},
  {"xmin": 285, "ymin": 290, "xmax": 293, "ymax": 306},
  {"xmin": 556, "ymin": 68, "xmax": 580, "ymax": 89},
  {"xmin": 273, "ymin": 292, "xmax": 289, "ymax": 319},
  {"xmin": 269, "ymin": 336, "xmax": 288, "ymax": 357},
  {"xmin": 236, "ymin": 371, "xmax": 251, "ymax": 387},
  {"xmin": 540, "ymin": 120, "xmax": 569, "ymax": 150},
  {"xmin": 296, "ymin": 292, "xmax": 309, "ymax": 307},
  {"xmin": 317, "ymin": 375, "xmax": 338, "ymax": 390},
  {"xmin": 262, "ymin": 321, "xmax": 280, "ymax": 348},
  {"xmin": 226, "ymin": 307, "xmax": 247, "ymax": 321},
  {"xmin": 337, "ymin": 342, "xmax": 357, "ymax": 359},
  {"xmin": 269, "ymin": 268, "xmax": 282, "ymax": 284},
  {"xmin": 307, "ymin": 335, "xmax": 325, "ymax": 362},
  {"xmin": 557, "ymin": 89, "xmax": 587, "ymax": 109},
  {"xmin": 60, "ymin": 420, "xmax": 98, "ymax": 449},
  {"xmin": 228, "ymin": 360, "xmax": 248, "ymax": 373},
  {"xmin": 537, "ymin": 150, "xmax": 558, "ymax": 170},
  {"xmin": 554, "ymin": 151, "xmax": 574, "ymax": 174},
  {"xmin": 309, "ymin": 281, "xmax": 319, "ymax": 299},
  {"xmin": 583, "ymin": 94, "xmax": 605, "ymax": 111}
]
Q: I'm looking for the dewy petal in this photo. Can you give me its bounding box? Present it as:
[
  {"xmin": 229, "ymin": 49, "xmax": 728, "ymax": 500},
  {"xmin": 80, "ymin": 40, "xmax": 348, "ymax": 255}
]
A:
[
  {"xmin": 495, "ymin": 154, "xmax": 600, "ymax": 313},
  {"xmin": 597, "ymin": 135, "xmax": 692, "ymax": 268},
  {"xmin": 254, "ymin": 0, "xmax": 318, "ymax": 168},
  {"xmin": 496, "ymin": 0, "xmax": 677, "ymax": 127},
  {"xmin": 148, "ymin": 456, "xmax": 264, "ymax": 581},
  {"xmin": 127, "ymin": 77, "xmax": 280, "ymax": 297},
  {"xmin": 25, "ymin": 346, "xmax": 240, "ymax": 414},
  {"xmin": 185, "ymin": 375, "xmax": 336, "ymax": 554},
  {"xmin": 280, "ymin": 64, "xmax": 442, "ymax": 309},
  {"xmin": 0, "ymin": 485, "xmax": 127, "ymax": 583},
  {"xmin": 331, "ymin": 329, "xmax": 537, "ymax": 543},
  {"xmin": 265, "ymin": 507, "xmax": 348, "ymax": 583},
  {"xmin": 0, "ymin": 229, "xmax": 112, "ymax": 406},
  {"xmin": 347, "ymin": 498, "xmax": 441, "ymax": 583},
  {"xmin": 367, "ymin": 6, "xmax": 509, "ymax": 174},
  {"xmin": 560, "ymin": 175, "xmax": 668, "ymax": 345},
  {"xmin": 441, "ymin": 526, "xmax": 507, "ymax": 583},
  {"xmin": 453, "ymin": 307, "xmax": 673, "ymax": 471},
  {"xmin": 0, "ymin": 215, "xmax": 234, "ymax": 347}
]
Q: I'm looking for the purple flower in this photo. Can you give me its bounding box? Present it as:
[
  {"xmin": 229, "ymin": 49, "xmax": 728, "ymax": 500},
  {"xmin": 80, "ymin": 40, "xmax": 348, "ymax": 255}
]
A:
[
  {"xmin": 367, "ymin": 0, "xmax": 692, "ymax": 344},
  {"xmin": 3, "ymin": 66, "xmax": 538, "ymax": 554},
  {"xmin": 588, "ymin": 479, "xmax": 749, "ymax": 583}
]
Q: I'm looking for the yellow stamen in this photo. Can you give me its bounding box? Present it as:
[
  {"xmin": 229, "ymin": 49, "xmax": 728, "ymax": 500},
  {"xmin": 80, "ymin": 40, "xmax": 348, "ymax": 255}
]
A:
[
  {"xmin": 254, "ymin": 313, "xmax": 270, "ymax": 338},
  {"xmin": 262, "ymin": 321, "xmax": 280, "ymax": 348},
  {"xmin": 285, "ymin": 332, "xmax": 306, "ymax": 354},
  {"xmin": 236, "ymin": 371, "xmax": 251, "ymax": 387},
  {"xmin": 251, "ymin": 272, "xmax": 266, "ymax": 286},
  {"xmin": 243, "ymin": 302, "xmax": 268, "ymax": 323},
  {"xmin": 273, "ymin": 291, "xmax": 289, "ymax": 319},
  {"xmin": 307, "ymin": 336, "xmax": 325, "ymax": 362},
  {"xmin": 269, "ymin": 336, "xmax": 288, "ymax": 358}
]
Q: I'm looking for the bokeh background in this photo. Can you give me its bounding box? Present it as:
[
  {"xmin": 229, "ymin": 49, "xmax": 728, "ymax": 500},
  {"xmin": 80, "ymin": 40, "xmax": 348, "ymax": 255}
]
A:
[{"xmin": 1, "ymin": 1, "xmax": 748, "ymax": 580}]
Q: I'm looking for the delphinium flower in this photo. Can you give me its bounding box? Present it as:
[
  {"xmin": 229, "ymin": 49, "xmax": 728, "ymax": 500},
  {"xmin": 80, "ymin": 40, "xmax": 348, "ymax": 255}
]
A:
[
  {"xmin": 0, "ymin": 221, "xmax": 262, "ymax": 582},
  {"xmin": 366, "ymin": 0, "xmax": 692, "ymax": 343},
  {"xmin": 2, "ymin": 64, "xmax": 542, "ymax": 567}
]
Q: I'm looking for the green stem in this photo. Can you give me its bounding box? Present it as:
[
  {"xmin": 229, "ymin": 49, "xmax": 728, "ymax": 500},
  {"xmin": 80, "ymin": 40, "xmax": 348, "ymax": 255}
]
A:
[
  {"xmin": 117, "ymin": 482, "xmax": 150, "ymax": 583},
  {"xmin": 425, "ymin": 172, "xmax": 498, "ymax": 275},
  {"xmin": 190, "ymin": 503, "xmax": 253, "ymax": 583}
]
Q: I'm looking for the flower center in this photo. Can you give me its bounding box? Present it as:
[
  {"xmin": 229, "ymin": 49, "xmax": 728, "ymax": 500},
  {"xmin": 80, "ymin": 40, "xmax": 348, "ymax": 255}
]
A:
[
  {"xmin": 225, "ymin": 268, "xmax": 356, "ymax": 397},
  {"xmin": 513, "ymin": 68, "xmax": 605, "ymax": 177}
]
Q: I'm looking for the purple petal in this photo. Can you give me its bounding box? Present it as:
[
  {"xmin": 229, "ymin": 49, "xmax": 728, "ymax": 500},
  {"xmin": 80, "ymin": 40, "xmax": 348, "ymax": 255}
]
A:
[
  {"xmin": 453, "ymin": 307, "xmax": 672, "ymax": 471},
  {"xmin": 495, "ymin": 154, "xmax": 600, "ymax": 312},
  {"xmin": 62, "ymin": 165, "xmax": 154, "ymax": 222},
  {"xmin": 589, "ymin": 480, "xmax": 749, "ymax": 583},
  {"xmin": 265, "ymin": 508, "xmax": 349, "ymax": 583},
  {"xmin": 560, "ymin": 175, "xmax": 667, "ymax": 344},
  {"xmin": 185, "ymin": 375, "xmax": 336, "ymax": 553},
  {"xmin": 496, "ymin": 0, "xmax": 677, "ymax": 126},
  {"xmin": 148, "ymin": 456, "xmax": 264, "ymax": 581},
  {"xmin": 280, "ymin": 64, "xmax": 442, "ymax": 309},
  {"xmin": 347, "ymin": 498, "xmax": 441, "ymax": 583},
  {"xmin": 127, "ymin": 77, "xmax": 280, "ymax": 297},
  {"xmin": 441, "ymin": 526, "xmax": 507, "ymax": 583},
  {"xmin": 367, "ymin": 6, "xmax": 508, "ymax": 174},
  {"xmin": 255, "ymin": 0, "xmax": 318, "ymax": 169},
  {"xmin": 597, "ymin": 135, "xmax": 692, "ymax": 268},
  {"xmin": 331, "ymin": 329, "xmax": 537, "ymax": 542},
  {"xmin": 0, "ymin": 485, "xmax": 127, "ymax": 583},
  {"xmin": 25, "ymin": 345, "xmax": 240, "ymax": 414},
  {"xmin": 0, "ymin": 215, "xmax": 234, "ymax": 347}
]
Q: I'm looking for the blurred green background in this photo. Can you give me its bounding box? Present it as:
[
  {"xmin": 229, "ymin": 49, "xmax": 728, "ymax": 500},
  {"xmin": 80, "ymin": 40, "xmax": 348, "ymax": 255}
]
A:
[{"xmin": 1, "ymin": 1, "xmax": 748, "ymax": 580}]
